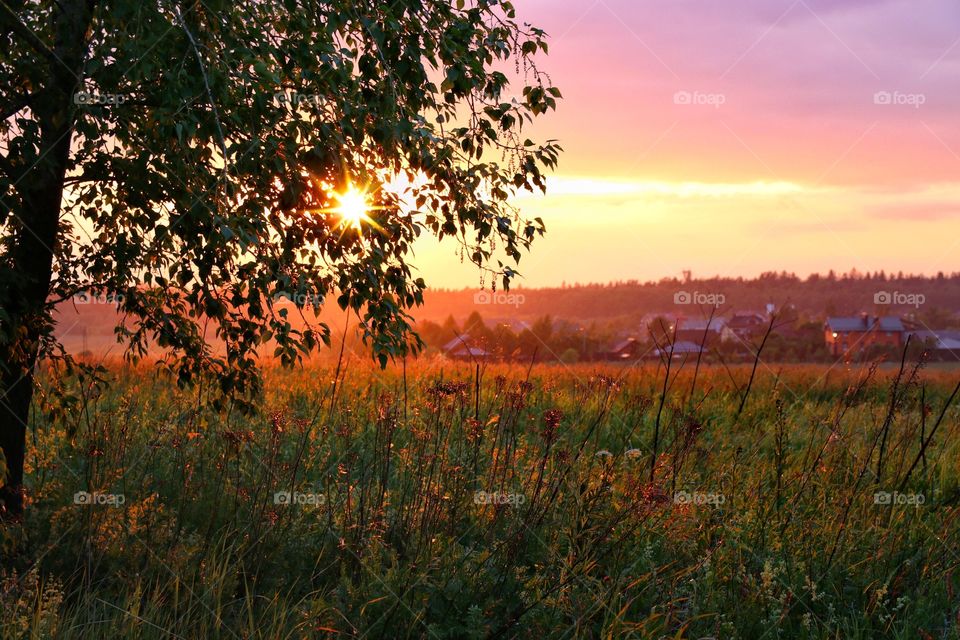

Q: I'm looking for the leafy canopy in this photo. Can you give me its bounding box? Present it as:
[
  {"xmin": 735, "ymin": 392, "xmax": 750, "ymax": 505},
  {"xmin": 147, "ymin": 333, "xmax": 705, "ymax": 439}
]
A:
[{"xmin": 1, "ymin": 0, "xmax": 560, "ymax": 406}]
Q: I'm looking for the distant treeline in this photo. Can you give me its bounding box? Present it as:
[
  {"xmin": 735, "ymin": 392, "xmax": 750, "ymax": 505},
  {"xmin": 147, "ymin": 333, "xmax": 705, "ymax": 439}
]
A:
[
  {"xmin": 55, "ymin": 270, "xmax": 960, "ymax": 360},
  {"xmin": 415, "ymin": 310, "xmax": 841, "ymax": 363},
  {"xmin": 418, "ymin": 270, "xmax": 960, "ymax": 325}
]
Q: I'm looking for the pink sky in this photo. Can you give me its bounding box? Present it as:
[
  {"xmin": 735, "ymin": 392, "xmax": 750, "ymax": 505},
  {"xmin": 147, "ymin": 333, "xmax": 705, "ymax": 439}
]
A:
[{"xmin": 415, "ymin": 0, "xmax": 960, "ymax": 288}]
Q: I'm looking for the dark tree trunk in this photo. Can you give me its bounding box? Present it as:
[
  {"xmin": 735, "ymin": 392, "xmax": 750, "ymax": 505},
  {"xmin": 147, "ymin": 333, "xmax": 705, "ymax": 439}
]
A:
[
  {"xmin": 0, "ymin": 180, "xmax": 64, "ymax": 519},
  {"xmin": 0, "ymin": 352, "xmax": 37, "ymax": 518},
  {"xmin": 0, "ymin": 0, "xmax": 94, "ymax": 520}
]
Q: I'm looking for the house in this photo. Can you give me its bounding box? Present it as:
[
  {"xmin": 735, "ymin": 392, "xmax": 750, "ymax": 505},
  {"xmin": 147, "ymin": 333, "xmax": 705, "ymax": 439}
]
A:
[
  {"xmin": 824, "ymin": 314, "xmax": 905, "ymax": 357},
  {"xmin": 441, "ymin": 335, "xmax": 471, "ymax": 354},
  {"xmin": 721, "ymin": 312, "xmax": 768, "ymax": 342},
  {"xmin": 674, "ymin": 317, "xmax": 725, "ymax": 347},
  {"xmin": 907, "ymin": 330, "xmax": 960, "ymax": 361},
  {"xmin": 652, "ymin": 340, "xmax": 707, "ymax": 359},
  {"xmin": 603, "ymin": 337, "xmax": 645, "ymax": 361},
  {"xmin": 441, "ymin": 335, "xmax": 491, "ymax": 361},
  {"xmin": 447, "ymin": 345, "xmax": 491, "ymax": 361}
]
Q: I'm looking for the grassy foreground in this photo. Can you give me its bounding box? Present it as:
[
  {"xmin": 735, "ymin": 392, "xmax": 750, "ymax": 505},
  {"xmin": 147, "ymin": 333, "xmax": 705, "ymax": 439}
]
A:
[{"xmin": 2, "ymin": 358, "xmax": 960, "ymax": 639}]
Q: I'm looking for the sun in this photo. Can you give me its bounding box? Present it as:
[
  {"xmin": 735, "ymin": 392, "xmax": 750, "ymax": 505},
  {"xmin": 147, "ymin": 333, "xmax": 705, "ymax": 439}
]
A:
[{"xmin": 332, "ymin": 186, "xmax": 371, "ymax": 230}]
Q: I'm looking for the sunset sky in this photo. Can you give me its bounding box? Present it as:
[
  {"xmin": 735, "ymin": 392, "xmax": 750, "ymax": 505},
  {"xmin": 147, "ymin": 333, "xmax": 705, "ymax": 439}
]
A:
[{"xmin": 415, "ymin": 0, "xmax": 960, "ymax": 288}]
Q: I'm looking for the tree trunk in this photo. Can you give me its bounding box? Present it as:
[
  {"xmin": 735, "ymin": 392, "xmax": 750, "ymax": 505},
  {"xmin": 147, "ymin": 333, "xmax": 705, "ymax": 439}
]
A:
[
  {"xmin": 0, "ymin": 352, "xmax": 37, "ymax": 518},
  {"xmin": 0, "ymin": 177, "xmax": 65, "ymax": 519},
  {"xmin": 0, "ymin": 0, "xmax": 94, "ymax": 520}
]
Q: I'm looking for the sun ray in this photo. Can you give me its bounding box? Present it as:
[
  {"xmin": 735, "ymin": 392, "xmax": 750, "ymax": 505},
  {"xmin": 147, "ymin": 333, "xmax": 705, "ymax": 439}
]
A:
[
  {"xmin": 305, "ymin": 181, "xmax": 387, "ymax": 235},
  {"xmin": 334, "ymin": 187, "xmax": 371, "ymax": 230}
]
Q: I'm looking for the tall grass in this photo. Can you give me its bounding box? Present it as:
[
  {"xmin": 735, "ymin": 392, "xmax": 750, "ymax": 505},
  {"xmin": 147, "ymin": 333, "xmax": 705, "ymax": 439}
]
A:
[{"xmin": 2, "ymin": 357, "xmax": 959, "ymax": 639}]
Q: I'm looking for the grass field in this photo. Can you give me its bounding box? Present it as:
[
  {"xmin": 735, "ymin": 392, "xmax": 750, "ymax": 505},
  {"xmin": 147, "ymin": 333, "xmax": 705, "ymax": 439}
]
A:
[{"xmin": 2, "ymin": 357, "xmax": 960, "ymax": 639}]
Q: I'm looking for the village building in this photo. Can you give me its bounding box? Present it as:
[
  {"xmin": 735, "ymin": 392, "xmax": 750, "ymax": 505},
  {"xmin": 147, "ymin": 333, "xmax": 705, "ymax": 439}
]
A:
[
  {"xmin": 441, "ymin": 335, "xmax": 491, "ymax": 361},
  {"xmin": 908, "ymin": 330, "xmax": 960, "ymax": 361},
  {"xmin": 603, "ymin": 337, "xmax": 645, "ymax": 361},
  {"xmin": 721, "ymin": 312, "xmax": 768, "ymax": 342},
  {"xmin": 674, "ymin": 317, "xmax": 725, "ymax": 347},
  {"xmin": 824, "ymin": 314, "xmax": 904, "ymax": 357},
  {"xmin": 652, "ymin": 340, "xmax": 707, "ymax": 359}
]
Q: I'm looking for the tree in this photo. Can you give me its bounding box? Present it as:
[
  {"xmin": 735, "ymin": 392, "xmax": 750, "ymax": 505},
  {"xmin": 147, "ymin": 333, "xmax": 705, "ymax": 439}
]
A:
[
  {"xmin": 440, "ymin": 314, "xmax": 461, "ymax": 343},
  {"xmin": 462, "ymin": 310, "xmax": 492, "ymax": 346},
  {"xmin": 531, "ymin": 314, "xmax": 553, "ymax": 343},
  {"xmin": 647, "ymin": 315, "xmax": 673, "ymax": 346},
  {"xmin": 0, "ymin": 0, "xmax": 560, "ymax": 518},
  {"xmin": 489, "ymin": 321, "xmax": 518, "ymax": 358},
  {"xmin": 462, "ymin": 310, "xmax": 487, "ymax": 335}
]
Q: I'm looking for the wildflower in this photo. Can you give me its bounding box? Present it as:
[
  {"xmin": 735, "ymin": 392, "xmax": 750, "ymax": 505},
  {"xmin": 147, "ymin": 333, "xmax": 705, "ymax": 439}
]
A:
[
  {"xmin": 640, "ymin": 483, "xmax": 670, "ymax": 505},
  {"xmin": 592, "ymin": 375, "xmax": 621, "ymax": 391},
  {"xmin": 595, "ymin": 450, "xmax": 613, "ymax": 458},
  {"xmin": 507, "ymin": 381, "xmax": 534, "ymax": 410},
  {"xmin": 222, "ymin": 430, "xmax": 255, "ymax": 448},
  {"xmin": 804, "ymin": 575, "xmax": 821, "ymax": 602},
  {"xmin": 466, "ymin": 418, "xmax": 484, "ymax": 442},
  {"xmin": 541, "ymin": 409, "xmax": 563, "ymax": 441},
  {"xmin": 270, "ymin": 410, "xmax": 287, "ymax": 435},
  {"xmin": 624, "ymin": 448, "xmax": 643, "ymax": 459},
  {"xmin": 761, "ymin": 559, "xmax": 776, "ymax": 591},
  {"xmin": 683, "ymin": 415, "xmax": 703, "ymax": 440},
  {"xmin": 428, "ymin": 381, "xmax": 468, "ymax": 399},
  {"xmin": 874, "ymin": 582, "xmax": 888, "ymax": 603}
]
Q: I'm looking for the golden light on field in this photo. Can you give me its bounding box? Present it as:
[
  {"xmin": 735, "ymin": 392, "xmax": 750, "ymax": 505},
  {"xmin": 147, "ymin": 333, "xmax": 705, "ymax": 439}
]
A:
[{"xmin": 332, "ymin": 185, "xmax": 372, "ymax": 230}]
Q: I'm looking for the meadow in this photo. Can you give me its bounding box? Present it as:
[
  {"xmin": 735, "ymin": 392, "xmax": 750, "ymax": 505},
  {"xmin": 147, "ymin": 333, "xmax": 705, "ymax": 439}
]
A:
[{"xmin": 2, "ymin": 356, "xmax": 960, "ymax": 639}]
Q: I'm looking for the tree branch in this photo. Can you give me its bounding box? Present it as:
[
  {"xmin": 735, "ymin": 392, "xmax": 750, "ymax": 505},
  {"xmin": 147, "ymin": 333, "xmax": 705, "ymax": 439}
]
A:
[
  {"xmin": 172, "ymin": 6, "xmax": 228, "ymax": 184},
  {"xmin": 0, "ymin": 1, "xmax": 58, "ymax": 62},
  {"xmin": 1, "ymin": 90, "xmax": 37, "ymax": 121}
]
